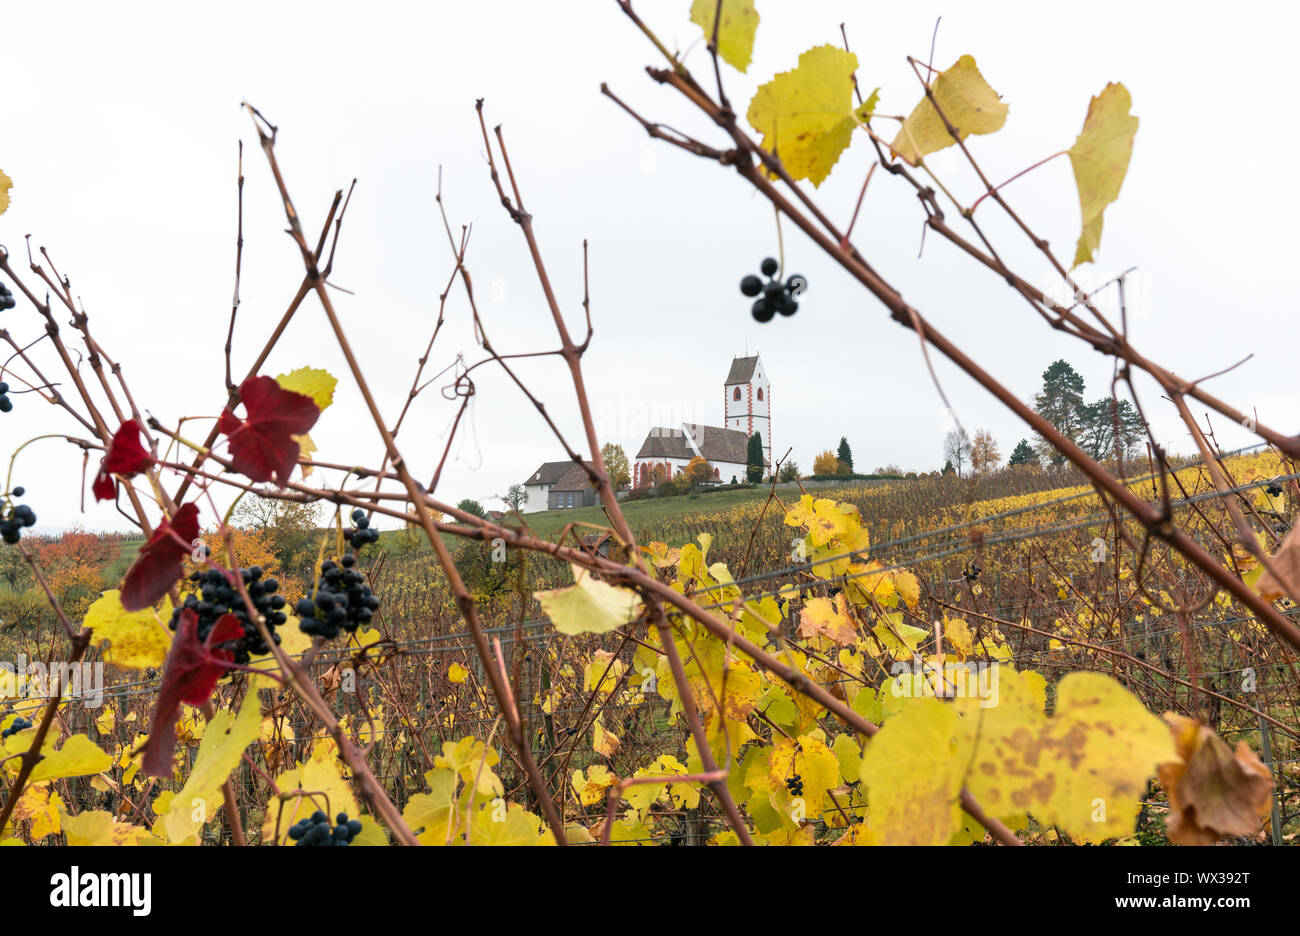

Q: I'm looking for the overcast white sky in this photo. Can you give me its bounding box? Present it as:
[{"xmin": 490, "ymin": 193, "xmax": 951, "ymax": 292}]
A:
[{"xmin": 2, "ymin": 0, "xmax": 1296, "ymax": 532}]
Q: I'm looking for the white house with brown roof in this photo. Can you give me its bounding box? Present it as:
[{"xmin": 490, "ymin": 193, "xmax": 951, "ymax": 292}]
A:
[
  {"xmin": 632, "ymin": 355, "xmax": 771, "ymax": 487},
  {"xmin": 520, "ymin": 460, "xmax": 600, "ymax": 512},
  {"xmin": 520, "ymin": 460, "xmax": 573, "ymax": 513}
]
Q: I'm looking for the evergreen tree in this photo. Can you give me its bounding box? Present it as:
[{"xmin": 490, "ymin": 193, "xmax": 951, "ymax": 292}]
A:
[
  {"xmin": 1033, "ymin": 359, "xmax": 1087, "ymax": 465},
  {"xmin": 1008, "ymin": 439, "xmax": 1038, "ymax": 467},
  {"xmin": 837, "ymin": 437, "xmax": 854, "ymax": 473},
  {"xmin": 746, "ymin": 433, "xmax": 765, "ymax": 483}
]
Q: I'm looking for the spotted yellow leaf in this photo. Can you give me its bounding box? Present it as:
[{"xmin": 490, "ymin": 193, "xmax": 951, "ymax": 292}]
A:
[
  {"xmin": 29, "ymin": 734, "xmax": 113, "ymax": 783},
  {"xmin": 799, "ymin": 594, "xmax": 858, "ymax": 646},
  {"xmin": 891, "ymin": 55, "xmax": 1008, "ymax": 167},
  {"xmin": 83, "ymin": 590, "xmax": 174, "ymax": 671},
  {"xmin": 690, "ymin": 0, "xmax": 759, "ymax": 72},
  {"xmin": 59, "ymin": 809, "xmax": 159, "ymax": 846},
  {"xmin": 747, "ymin": 45, "xmax": 878, "ymax": 187},
  {"xmin": 1068, "ymin": 83, "xmax": 1138, "ymax": 266}
]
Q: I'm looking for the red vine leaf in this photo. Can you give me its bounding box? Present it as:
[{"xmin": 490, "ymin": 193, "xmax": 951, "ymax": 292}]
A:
[
  {"xmin": 141, "ymin": 609, "xmax": 243, "ymax": 778},
  {"xmin": 92, "ymin": 419, "xmax": 153, "ymax": 502},
  {"xmin": 120, "ymin": 502, "xmax": 200, "ymax": 612},
  {"xmin": 218, "ymin": 376, "xmax": 320, "ymax": 484}
]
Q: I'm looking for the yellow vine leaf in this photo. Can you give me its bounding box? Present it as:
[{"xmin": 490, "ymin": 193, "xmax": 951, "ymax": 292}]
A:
[
  {"xmin": 59, "ymin": 809, "xmax": 159, "ymax": 846},
  {"xmin": 768, "ymin": 730, "xmax": 841, "ymax": 820},
  {"xmin": 1069, "ymin": 82, "xmax": 1138, "ymax": 266},
  {"xmin": 351, "ymin": 816, "xmax": 388, "ymax": 846},
  {"xmin": 163, "ymin": 681, "xmax": 264, "ymax": 844},
  {"xmin": 746, "ymin": 45, "xmax": 878, "ymax": 187},
  {"xmin": 686, "ymin": 712, "xmax": 756, "ymax": 780},
  {"xmin": 469, "ymin": 804, "xmax": 546, "ymax": 846},
  {"xmin": 956, "ymin": 670, "xmax": 1176, "ymax": 843},
  {"xmin": 293, "ymin": 433, "xmax": 316, "ymax": 478},
  {"xmin": 892, "ymin": 569, "xmax": 920, "ymax": 609},
  {"xmin": 403, "ymin": 767, "xmax": 458, "ymax": 845},
  {"xmin": 799, "ymin": 594, "xmax": 858, "ymax": 646},
  {"xmin": 83, "ymin": 590, "xmax": 174, "ymax": 671},
  {"xmin": 1158, "ymin": 713, "xmax": 1273, "ymax": 845},
  {"xmin": 534, "ymin": 564, "xmax": 640, "ymax": 636},
  {"xmin": 261, "ymin": 741, "xmax": 360, "ymax": 845},
  {"xmin": 625, "ymin": 755, "xmax": 701, "ymax": 816},
  {"xmin": 784, "ymin": 494, "xmax": 857, "ymax": 547},
  {"xmin": 890, "ymin": 55, "xmax": 1007, "ymax": 167},
  {"xmin": 0, "ymin": 169, "xmax": 10, "ymax": 214},
  {"xmin": 859, "ymin": 696, "xmax": 969, "ymax": 845},
  {"xmin": 250, "ymin": 615, "xmax": 312, "ymax": 665},
  {"xmin": 593, "ymin": 717, "xmax": 620, "ymax": 758},
  {"xmin": 944, "ymin": 617, "xmax": 973, "ymax": 659},
  {"xmin": 644, "ymin": 541, "xmax": 680, "ymax": 569},
  {"xmin": 689, "ymin": 0, "xmax": 759, "ymax": 73},
  {"xmin": 29, "ymin": 734, "xmax": 114, "ymax": 783},
  {"xmin": 448, "ymin": 662, "xmax": 470, "ymax": 684},
  {"xmin": 1255, "ymin": 517, "xmax": 1300, "ymax": 603},
  {"xmin": 95, "ymin": 707, "xmax": 115, "ymax": 735},
  {"xmin": 832, "ymin": 733, "xmax": 861, "ymax": 784},
  {"xmin": 584, "ymin": 649, "xmax": 626, "ymax": 694},
  {"xmin": 870, "ymin": 612, "xmax": 929, "ymax": 659},
  {"xmin": 573, "ymin": 765, "xmax": 618, "ymax": 807},
  {"xmin": 603, "ymin": 806, "xmax": 654, "ymax": 846},
  {"xmin": 435, "ymin": 736, "xmax": 503, "ymax": 797},
  {"xmin": 12, "ymin": 782, "xmax": 63, "ymax": 840},
  {"xmin": 275, "ymin": 366, "xmax": 337, "ymax": 411}
]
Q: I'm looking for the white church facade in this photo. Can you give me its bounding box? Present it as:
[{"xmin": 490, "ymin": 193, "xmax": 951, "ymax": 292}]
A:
[{"xmin": 632, "ymin": 355, "xmax": 771, "ymax": 488}]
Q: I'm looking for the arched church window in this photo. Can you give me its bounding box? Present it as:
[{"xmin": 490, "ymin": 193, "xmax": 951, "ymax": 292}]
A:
[
  {"xmin": 757, "ymin": 388, "xmax": 763, "ymax": 401},
  {"xmin": 733, "ymin": 387, "xmax": 741, "ymax": 401}
]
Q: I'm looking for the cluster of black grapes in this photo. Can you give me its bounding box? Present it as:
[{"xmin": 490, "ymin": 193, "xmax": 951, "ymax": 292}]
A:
[
  {"xmin": 740, "ymin": 257, "xmax": 805, "ymax": 322},
  {"xmin": 785, "ymin": 773, "xmax": 804, "ymax": 798},
  {"xmin": 0, "ymin": 381, "xmax": 13, "ymax": 414},
  {"xmin": 962, "ymin": 562, "xmax": 982, "ymax": 582},
  {"xmin": 345, "ymin": 508, "xmax": 380, "ymax": 549},
  {"xmin": 0, "ymin": 282, "xmax": 14, "ymax": 311},
  {"xmin": 288, "ymin": 811, "xmax": 362, "ymax": 846},
  {"xmin": 295, "ymin": 553, "xmax": 379, "ymax": 639},
  {"xmin": 1, "ymin": 492, "xmax": 35, "ymax": 544},
  {"xmin": 1267, "ymin": 481, "xmax": 1284, "ymax": 498},
  {"xmin": 2, "ymin": 716, "xmax": 32, "ymax": 739},
  {"xmin": 170, "ymin": 566, "xmax": 287, "ymax": 665},
  {"xmin": 295, "ymin": 510, "xmax": 380, "ymax": 639},
  {"xmin": 295, "ymin": 558, "xmax": 379, "ymax": 640}
]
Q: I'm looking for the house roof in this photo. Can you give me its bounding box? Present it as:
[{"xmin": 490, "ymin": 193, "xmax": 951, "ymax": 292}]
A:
[
  {"xmin": 684, "ymin": 422, "xmax": 763, "ymax": 465},
  {"xmin": 523, "ymin": 461, "xmax": 573, "ymax": 486},
  {"xmin": 635, "ymin": 424, "xmax": 762, "ymax": 466},
  {"xmin": 635, "ymin": 427, "xmax": 693, "ymax": 460},
  {"xmin": 551, "ymin": 462, "xmax": 595, "ymax": 492},
  {"xmin": 724, "ymin": 355, "xmax": 760, "ymax": 386}
]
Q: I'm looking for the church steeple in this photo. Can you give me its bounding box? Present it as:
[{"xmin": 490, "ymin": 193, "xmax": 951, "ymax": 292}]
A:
[{"xmin": 724, "ymin": 354, "xmax": 771, "ymax": 470}]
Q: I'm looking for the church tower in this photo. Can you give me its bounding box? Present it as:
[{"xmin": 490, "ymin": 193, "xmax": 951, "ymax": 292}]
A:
[{"xmin": 724, "ymin": 354, "xmax": 771, "ymax": 470}]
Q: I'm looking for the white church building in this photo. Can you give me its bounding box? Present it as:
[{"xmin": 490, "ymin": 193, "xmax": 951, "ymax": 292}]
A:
[{"xmin": 632, "ymin": 355, "xmax": 771, "ymax": 488}]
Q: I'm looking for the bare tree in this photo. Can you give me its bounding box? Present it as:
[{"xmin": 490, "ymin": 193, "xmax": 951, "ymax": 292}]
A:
[{"xmin": 943, "ymin": 428, "xmax": 972, "ymax": 477}]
